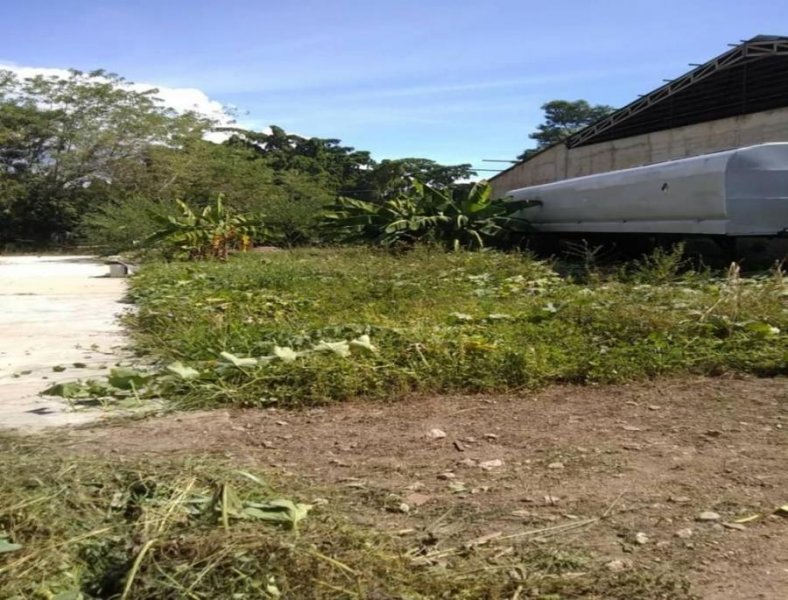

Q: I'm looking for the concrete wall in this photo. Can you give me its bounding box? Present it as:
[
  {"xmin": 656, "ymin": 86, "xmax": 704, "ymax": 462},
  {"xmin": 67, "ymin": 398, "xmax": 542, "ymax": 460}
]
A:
[{"xmin": 491, "ymin": 107, "xmax": 788, "ymax": 197}]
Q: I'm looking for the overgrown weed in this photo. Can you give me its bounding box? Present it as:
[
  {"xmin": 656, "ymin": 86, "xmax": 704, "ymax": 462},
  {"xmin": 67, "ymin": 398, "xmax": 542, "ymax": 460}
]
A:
[
  {"xmin": 624, "ymin": 242, "xmax": 691, "ymax": 284},
  {"xmin": 117, "ymin": 246, "xmax": 787, "ymax": 409}
]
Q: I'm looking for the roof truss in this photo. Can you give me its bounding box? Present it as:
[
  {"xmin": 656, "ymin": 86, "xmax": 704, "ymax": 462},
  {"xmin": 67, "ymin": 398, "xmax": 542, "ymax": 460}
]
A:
[{"xmin": 565, "ymin": 36, "xmax": 788, "ymax": 148}]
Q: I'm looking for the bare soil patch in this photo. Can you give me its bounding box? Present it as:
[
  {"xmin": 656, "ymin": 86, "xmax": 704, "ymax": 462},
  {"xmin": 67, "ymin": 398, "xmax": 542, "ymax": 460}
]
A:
[{"xmin": 71, "ymin": 376, "xmax": 787, "ymax": 599}]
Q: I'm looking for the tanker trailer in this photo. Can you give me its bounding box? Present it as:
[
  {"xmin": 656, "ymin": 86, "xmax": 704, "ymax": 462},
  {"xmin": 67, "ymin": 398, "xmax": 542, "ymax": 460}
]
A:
[{"xmin": 505, "ymin": 143, "xmax": 788, "ymax": 239}]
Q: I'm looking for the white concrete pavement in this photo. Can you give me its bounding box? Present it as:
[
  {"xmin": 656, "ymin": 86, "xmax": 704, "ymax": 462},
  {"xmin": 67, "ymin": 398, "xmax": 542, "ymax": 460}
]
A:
[{"xmin": 0, "ymin": 256, "xmax": 128, "ymax": 430}]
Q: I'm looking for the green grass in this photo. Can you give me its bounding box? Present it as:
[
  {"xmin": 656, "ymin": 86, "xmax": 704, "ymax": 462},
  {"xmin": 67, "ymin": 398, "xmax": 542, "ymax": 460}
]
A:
[
  {"xmin": 0, "ymin": 434, "xmax": 695, "ymax": 600},
  {"xmin": 124, "ymin": 246, "xmax": 787, "ymax": 408}
]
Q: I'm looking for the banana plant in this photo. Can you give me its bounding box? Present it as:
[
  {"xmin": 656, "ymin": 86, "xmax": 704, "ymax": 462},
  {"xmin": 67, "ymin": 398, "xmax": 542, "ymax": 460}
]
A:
[
  {"xmin": 144, "ymin": 195, "xmax": 268, "ymax": 260},
  {"xmin": 321, "ymin": 180, "xmax": 540, "ymax": 249}
]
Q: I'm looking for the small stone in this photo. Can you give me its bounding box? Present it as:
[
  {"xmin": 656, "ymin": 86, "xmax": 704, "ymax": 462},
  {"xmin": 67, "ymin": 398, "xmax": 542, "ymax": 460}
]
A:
[
  {"xmin": 405, "ymin": 481, "xmax": 424, "ymax": 491},
  {"xmin": 479, "ymin": 459, "xmax": 503, "ymax": 470},
  {"xmin": 605, "ymin": 559, "xmax": 633, "ymax": 572},
  {"xmin": 697, "ymin": 511, "xmax": 722, "ymax": 522},
  {"xmin": 437, "ymin": 471, "xmax": 456, "ymax": 480},
  {"xmin": 547, "ymin": 461, "xmax": 565, "ymax": 470},
  {"xmin": 484, "ymin": 433, "xmax": 499, "ymax": 440},
  {"xmin": 428, "ymin": 428, "xmax": 447, "ymax": 440},
  {"xmin": 648, "ymin": 405, "xmax": 661, "ymax": 411},
  {"xmin": 668, "ymin": 495, "xmax": 691, "ymax": 504},
  {"xmin": 404, "ymin": 493, "xmax": 431, "ymax": 507},
  {"xmin": 453, "ymin": 440, "xmax": 465, "ymax": 452},
  {"xmin": 396, "ymin": 503, "xmax": 410, "ymax": 513},
  {"xmin": 722, "ymin": 522, "xmax": 747, "ymax": 531},
  {"xmin": 447, "ymin": 481, "xmax": 467, "ymax": 493},
  {"xmin": 675, "ymin": 528, "xmax": 693, "ymax": 539},
  {"xmin": 622, "ymin": 425, "xmax": 643, "ymax": 432},
  {"xmin": 544, "ymin": 494, "xmax": 560, "ymax": 505},
  {"xmin": 458, "ymin": 458, "xmax": 477, "ymax": 467},
  {"xmin": 621, "ymin": 443, "xmax": 643, "ymax": 451},
  {"xmin": 634, "ymin": 532, "xmax": 649, "ymax": 545},
  {"xmin": 275, "ymin": 420, "xmax": 288, "ymax": 426}
]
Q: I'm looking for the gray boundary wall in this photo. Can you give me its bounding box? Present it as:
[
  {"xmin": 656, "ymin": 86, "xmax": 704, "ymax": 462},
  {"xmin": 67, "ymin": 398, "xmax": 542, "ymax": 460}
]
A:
[{"xmin": 491, "ymin": 107, "xmax": 788, "ymax": 197}]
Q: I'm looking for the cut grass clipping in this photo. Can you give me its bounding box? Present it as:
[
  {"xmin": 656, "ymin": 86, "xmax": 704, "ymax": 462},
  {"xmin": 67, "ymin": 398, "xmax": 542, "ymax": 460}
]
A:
[
  {"xmin": 0, "ymin": 434, "xmax": 694, "ymax": 599},
  {"xmin": 84, "ymin": 246, "xmax": 788, "ymax": 409}
]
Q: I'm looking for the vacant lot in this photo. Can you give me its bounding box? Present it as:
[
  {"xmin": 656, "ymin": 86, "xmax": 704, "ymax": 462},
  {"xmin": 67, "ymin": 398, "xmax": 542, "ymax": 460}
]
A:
[{"xmin": 1, "ymin": 248, "xmax": 785, "ymax": 599}]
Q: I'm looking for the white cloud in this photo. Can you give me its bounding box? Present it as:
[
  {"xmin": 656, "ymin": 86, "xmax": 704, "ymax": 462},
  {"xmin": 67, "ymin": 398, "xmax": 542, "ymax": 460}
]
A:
[
  {"xmin": 131, "ymin": 83, "xmax": 231, "ymax": 124},
  {"xmin": 0, "ymin": 63, "xmax": 233, "ymax": 125}
]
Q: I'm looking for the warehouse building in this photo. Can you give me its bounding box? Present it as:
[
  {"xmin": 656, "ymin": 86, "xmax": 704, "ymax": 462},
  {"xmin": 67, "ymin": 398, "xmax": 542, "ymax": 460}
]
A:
[{"xmin": 490, "ymin": 35, "xmax": 788, "ymax": 198}]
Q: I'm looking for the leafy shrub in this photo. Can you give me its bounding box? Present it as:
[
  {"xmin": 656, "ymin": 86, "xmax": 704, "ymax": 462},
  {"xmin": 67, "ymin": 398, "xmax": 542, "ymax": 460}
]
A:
[
  {"xmin": 626, "ymin": 242, "xmax": 691, "ymax": 284},
  {"xmin": 144, "ymin": 195, "xmax": 268, "ymax": 260},
  {"xmin": 80, "ymin": 196, "xmax": 183, "ymax": 254},
  {"xmin": 322, "ymin": 180, "xmax": 539, "ymax": 249}
]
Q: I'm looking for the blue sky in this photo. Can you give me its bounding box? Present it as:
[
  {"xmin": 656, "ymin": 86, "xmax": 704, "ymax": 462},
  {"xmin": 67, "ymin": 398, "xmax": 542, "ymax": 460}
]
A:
[{"xmin": 2, "ymin": 1, "xmax": 787, "ymax": 173}]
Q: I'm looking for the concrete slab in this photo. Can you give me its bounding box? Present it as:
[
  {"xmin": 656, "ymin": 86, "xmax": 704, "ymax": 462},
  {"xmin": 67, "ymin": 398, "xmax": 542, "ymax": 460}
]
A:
[{"xmin": 0, "ymin": 255, "xmax": 128, "ymax": 431}]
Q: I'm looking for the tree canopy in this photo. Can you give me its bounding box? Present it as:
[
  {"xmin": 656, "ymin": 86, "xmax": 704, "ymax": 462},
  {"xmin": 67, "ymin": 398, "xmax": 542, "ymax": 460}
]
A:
[
  {"xmin": 518, "ymin": 99, "xmax": 616, "ymax": 161},
  {"xmin": 0, "ymin": 69, "xmax": 209, "ymax": 242},
  {"xmin": 0, "ymin": 69, "xmax": 474, "ymax": 249}
]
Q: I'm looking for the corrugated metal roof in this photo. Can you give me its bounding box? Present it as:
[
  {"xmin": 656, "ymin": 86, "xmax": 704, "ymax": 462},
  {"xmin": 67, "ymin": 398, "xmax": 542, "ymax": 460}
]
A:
[{"xmin": 492, "ymin": 35, "xmax": 788, "ymax": 180}]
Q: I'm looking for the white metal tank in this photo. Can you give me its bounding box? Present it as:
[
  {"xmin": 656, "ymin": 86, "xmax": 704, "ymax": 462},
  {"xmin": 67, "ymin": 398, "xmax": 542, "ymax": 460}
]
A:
[{"xmin": 506, "ymin": 143, "xmax": 788, "ymax": 236}]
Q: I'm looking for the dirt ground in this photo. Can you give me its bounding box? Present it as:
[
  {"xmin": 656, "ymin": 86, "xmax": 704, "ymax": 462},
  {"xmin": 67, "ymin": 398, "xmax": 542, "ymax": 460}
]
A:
[{"xmin": 70, "ymin": 376, "xmax": 786, "ymax": 599}]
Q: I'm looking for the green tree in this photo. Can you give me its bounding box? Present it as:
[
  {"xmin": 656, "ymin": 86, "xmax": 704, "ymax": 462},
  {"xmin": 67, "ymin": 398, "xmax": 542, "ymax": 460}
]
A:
[
  {"xmin": 82, "ymin": 137, "xmax": 336, "ymax": 250},
  {"xmin": 351, "ymin": 158, "xmax": 475, "ymax": 202},
  {"xmin": 0, "ymin": 69, "xmax": 210, "ymax": 244},
  {"xmin": 1, "ymin": 66, "xmax": 486, "ymax": 250},
  {"xmin": 222, "ymin": 127, "xmax": 473, "ymax": 202},
  {"xmin": 518, "ymin": 99, "xmax": 615, "ymax": 160},
  {"xmin": 222, "ymin": 126, "xmax": 373, "ymax": 188}
]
